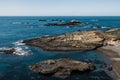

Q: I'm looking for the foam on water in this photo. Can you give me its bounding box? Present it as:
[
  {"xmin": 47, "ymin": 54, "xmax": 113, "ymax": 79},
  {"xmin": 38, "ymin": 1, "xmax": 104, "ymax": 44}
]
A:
[
  {"xmin": 14, "ymin": 40, "xmax": 25, "ymax": 46},
  {"xmin": 12, "ymin": 22, "xmax": 22, "ymax": 25},
  {"xmin": 13, "ymin": 47, "xmax": 31, "ymax": 56},
  {"xmin": 0, "ymin": 47, "xmax": 13, "ymax": 51},
  {"xmin": 13, "ymin": 40, "xmax": 32, "ymax": 56}
]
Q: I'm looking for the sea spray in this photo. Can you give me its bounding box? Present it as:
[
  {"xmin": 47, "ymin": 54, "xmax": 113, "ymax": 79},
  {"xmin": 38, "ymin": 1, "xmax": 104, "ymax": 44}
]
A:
[{"xmin": 13, "ymin": 40, "xmax": 32, "ymax": 56}]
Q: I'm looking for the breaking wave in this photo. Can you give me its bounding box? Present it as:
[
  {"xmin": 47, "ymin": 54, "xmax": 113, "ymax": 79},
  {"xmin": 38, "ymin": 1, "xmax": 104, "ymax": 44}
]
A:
[
  {"xmin": 13, "ymin": 47, "xmax": 31, "ymax": 56},
  {"xmin": 13, "ymin": 40, "xmax": 32, "ymax": 56}
]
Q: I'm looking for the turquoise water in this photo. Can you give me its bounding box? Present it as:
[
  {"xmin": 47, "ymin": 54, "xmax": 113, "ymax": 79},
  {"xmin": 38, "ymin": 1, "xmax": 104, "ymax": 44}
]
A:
[{"xmin": 0, "ymin": 16, "xmax": 120, "ymax": 80}]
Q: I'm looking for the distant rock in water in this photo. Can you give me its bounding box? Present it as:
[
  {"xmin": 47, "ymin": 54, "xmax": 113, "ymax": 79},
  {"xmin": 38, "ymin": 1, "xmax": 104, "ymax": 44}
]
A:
[
  {"xmin": 38, "ymin": 19, "xmax": 47, "ymax": 22},
  {"xmin": 91, "ymin": 26, "xmax": 110, "ymax": 29},
  {"xmin": 29, "ymin": 58, "xmax": 94, "ymax": 78},
  {"xmin": 44, "ymin": 20, "xmax": 83, "ymax": 26},
  {"xmin": 51, "ymin": 19, "xmax": 63, "ymax": 22},
  {"xmin": 0, "ymin": 47, "xmax": 15, "ymax": 54}
]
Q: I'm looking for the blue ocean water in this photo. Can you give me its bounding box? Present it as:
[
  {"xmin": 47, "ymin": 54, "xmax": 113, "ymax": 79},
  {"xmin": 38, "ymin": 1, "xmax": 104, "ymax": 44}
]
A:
[{"xmin": 0, "ymin": 16, "xmax": 120, "ymax": 80}]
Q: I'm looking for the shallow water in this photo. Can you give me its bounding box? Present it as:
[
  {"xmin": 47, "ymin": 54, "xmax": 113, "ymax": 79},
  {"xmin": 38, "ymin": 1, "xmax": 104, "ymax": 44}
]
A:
[{"xmin": 0, "ymin": 16, "xmax": 120, "ymax": 80}]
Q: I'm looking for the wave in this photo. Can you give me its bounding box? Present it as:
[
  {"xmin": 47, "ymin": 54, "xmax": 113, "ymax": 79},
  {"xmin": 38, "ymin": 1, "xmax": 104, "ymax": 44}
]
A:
[
  {"xmin": 13, "ymin": 40, "xmax": 25, "ymax": 46},
  {"xmin": 12, "ymin": 22, "xmax": 22, "ymax": 25},
  {"xmin": 13, "ymin": 47, "xmax": 32, "ymax": 56},
  {"xmin": 0, "ymin": 47, "xmax": 13, "ymax": 51},
  {"xmin": 12, "ymin": 40, "xmax": 32, "ymax": 56},
  {"xmin": 12, "ymin": 22, "xmax": 32, "ymax": 25}
]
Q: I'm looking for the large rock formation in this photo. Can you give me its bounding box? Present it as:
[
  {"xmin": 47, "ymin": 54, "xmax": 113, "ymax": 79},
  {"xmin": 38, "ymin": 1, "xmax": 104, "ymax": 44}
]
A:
[
  {"xmin": 23, "ymin": 28, "xmax": 120, "ymax": 52},
  {"xmin": 23, "ymin": 30, "xmax": 105, "ymax": 52},
  {"xmin": 29, "ymin": 58, "xmax": 94, "ymax": 78}
]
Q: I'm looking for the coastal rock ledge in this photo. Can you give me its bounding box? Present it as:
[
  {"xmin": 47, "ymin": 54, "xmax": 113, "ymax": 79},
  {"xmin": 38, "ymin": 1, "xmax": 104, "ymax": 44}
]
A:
[
  {"xmin": 29, "ymin": 58, "xmax": 94, "ymax": 78},
  {"xmin": 23, "ymin": 30, "xmax": 105, "ymax": 52},
  {"xmin": 23, "ymin": 28, "xmax": 120, "ymax": 52}
]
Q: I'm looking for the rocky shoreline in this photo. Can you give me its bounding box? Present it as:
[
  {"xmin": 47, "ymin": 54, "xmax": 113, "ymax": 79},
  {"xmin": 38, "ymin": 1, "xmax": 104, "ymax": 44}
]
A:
[
  {"xmin": 1, "ymin": 28, "xmax": 119, "ymax": 79},
  {"xmin": 22, "ymin": 28, "xmax": 120, "ymax": 79},
  {"xmin": 98, "ymin": 45, "xmax": 120, "ymax": 79}
]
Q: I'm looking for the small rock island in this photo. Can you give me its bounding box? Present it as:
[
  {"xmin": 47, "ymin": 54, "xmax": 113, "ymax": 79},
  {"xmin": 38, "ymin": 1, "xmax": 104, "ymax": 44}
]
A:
[{"xmin": 29, "ymin": 58, "xmax": 94, "ymax": 78}]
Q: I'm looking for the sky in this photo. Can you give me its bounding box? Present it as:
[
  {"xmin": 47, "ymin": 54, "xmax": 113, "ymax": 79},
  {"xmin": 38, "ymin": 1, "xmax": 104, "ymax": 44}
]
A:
[{"xmin": 0, "ymin": 0, "xmax": 120, "ymax": 16}]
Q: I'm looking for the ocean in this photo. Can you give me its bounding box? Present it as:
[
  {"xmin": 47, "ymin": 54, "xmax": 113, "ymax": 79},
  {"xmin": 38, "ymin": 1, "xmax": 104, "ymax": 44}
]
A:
[{"xmin": 0, "ymin": 16, "xmax": 120, "ymax": 80}]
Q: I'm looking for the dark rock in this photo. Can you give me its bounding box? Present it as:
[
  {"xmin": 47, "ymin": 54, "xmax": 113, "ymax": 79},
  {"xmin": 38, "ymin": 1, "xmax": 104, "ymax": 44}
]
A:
[
  {"xmin": 44, "ymin": 20, "xmax": 83, "ymax": 26},
  {"xmin": 107, "ymin": 65, "xmax": 113, "ymax": 71},
  {"xmin": 96, "ymin": 26, "xmax": 102, "ymax": 28},
  {"xmin": 51, "ymin": 19, "xmax": 63, "ymax": 22},
  {"xmin": 91, "ymin": 26, "xmax": 102, "ymax": 28},
  {"xmin": 29, "ymin": 58, "xmax": 95, "ymax": 78},
  {"xmin": 0, "ymin": 47, "xmax": 15, "ymax": 54},
  {"xmin": 39, "ymin": 19, "xmax": 47, "ymax": 22}
]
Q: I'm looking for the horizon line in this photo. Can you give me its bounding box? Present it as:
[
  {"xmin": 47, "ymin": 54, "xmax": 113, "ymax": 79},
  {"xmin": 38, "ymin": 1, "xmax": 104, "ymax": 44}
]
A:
[{"xmin": 0, "ymin": 15, "xmax": 120, "ymax": 17}]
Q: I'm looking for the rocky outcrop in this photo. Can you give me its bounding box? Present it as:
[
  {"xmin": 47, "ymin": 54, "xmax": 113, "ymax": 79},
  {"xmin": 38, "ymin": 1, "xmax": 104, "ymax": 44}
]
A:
[
  {"xmin": 23, "ymin": 30, "xmax": 105, "ymax": 52},
  {"xmin": 0, "ymin": 47, "xmax": 15, "ymax": 54},
  {"xmin": 23, "ymin": 28, "xmax": 120, "ymax": 52},
  {"xmin": 104, "ymin": 28, "xmax": 120, "ymax": 45},
  {"xmin": 29, "ymin": 58, "xmax": 94, "ymax": 78},
  {"xmin": 44, "ymin": 20, "xmax": 83, "ymax": 26}
]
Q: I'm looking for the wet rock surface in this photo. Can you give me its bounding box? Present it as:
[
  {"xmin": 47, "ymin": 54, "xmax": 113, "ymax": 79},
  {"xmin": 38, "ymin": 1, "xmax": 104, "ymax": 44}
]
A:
[
  {"xmin": 0, "ymin": 47, "xmax": 15, "ymax": 54},
  {"xmin": 29, "ymin": 58, "xmax": 95, "ymax": 78}
]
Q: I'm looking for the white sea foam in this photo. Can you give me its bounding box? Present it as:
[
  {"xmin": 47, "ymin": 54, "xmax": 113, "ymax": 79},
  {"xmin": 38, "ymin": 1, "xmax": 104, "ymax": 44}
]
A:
[
  {"xmin": 0, "ymin": 47, "xmax": 13, "ymax": 50},
  {"xmin": 66, "ymin": 26, "xmax": 70, "ymax": 28},
  {"xmin": 13, "ymin": 47, "xmax": 31, "ymax": 56},
  {"xmin": 13, "ymin": 40, "xmax": 25, "ymax": 46},
  {"xmin": 13, "ymin": 40, "xmax": 32, "ymax": 56},
  {"xmin": 43, "ymin": 35, "xmax": 49, "ymax": 37},
  {"xmin": 12, "ymin": 22, "xmax": 22, "ymax": 25},
  {"xmin": 101, "ymin": 26, "xmax": 109, "ymax": 28}
]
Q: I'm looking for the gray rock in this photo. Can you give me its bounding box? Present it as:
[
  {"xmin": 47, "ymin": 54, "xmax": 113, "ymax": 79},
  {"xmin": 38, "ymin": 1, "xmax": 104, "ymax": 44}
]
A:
[
  {"xmin": 0, "ymin": 47, "xmax": 15, "ymax": 54},
  {"xmin": 29, "ymin": 58, "xmax": 95, "ymax": 78}
]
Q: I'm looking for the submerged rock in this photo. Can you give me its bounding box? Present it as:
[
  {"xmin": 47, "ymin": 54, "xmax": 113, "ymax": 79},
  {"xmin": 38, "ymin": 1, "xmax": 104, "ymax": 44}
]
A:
[
  {"xmin": 44, "ymin": 20, "xmax": 83, "ymax": 26},
  {"xmin": 29, "ymin": 58, "xmax": 94, "ymax": 78},
  {"xmin": 0, "ymin": 47, "xmax": 15, "ymax": 54},
  {"xmin": 39, "ymin": 19, "xmax": 47, "ymax": 22}
]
